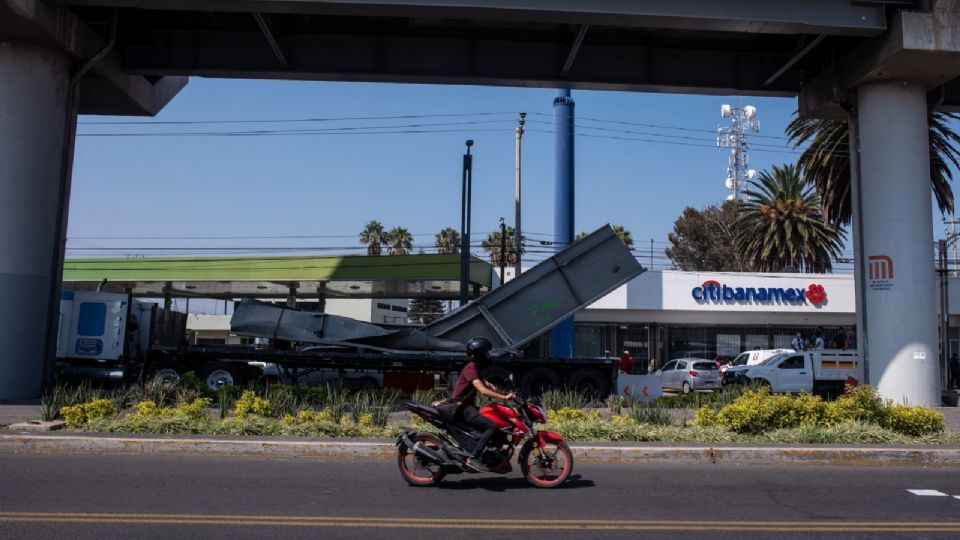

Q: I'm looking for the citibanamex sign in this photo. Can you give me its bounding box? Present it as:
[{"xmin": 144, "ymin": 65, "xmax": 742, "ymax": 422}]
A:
[{"xmin": 692, "ymin": 281, "xmax": 828, "ymax": 307}]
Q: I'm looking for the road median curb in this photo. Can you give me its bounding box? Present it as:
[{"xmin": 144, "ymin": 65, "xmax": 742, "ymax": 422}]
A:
[{"xmin": 3, "ymin": 433, "xmax": 960, "ymax": 466}]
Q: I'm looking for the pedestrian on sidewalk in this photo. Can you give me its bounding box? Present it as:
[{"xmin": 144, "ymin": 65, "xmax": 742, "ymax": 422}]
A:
[
  {"xmin": 950, "ymin": 354, "xmax": 960, "ymax": 389},
  {"xmin": 619, "ymin": 349, "xmax": 634, "ymax": 375}
]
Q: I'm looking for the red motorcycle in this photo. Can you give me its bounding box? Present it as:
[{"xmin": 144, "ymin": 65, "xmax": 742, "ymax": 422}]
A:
[{"xmin": 397, "ymin": 394, "xmax": 573, "ymax": 488}]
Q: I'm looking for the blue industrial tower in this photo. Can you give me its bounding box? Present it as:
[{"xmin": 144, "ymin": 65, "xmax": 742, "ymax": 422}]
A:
[{"xmin": 551, "ymin": 89, "xmax": 575, "ymax": 358}]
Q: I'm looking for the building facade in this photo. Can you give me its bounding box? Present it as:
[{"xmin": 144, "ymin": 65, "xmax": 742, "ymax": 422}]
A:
[{"xmin": 575, "ymin": 270, "xmax": 960, "ymax": 374}]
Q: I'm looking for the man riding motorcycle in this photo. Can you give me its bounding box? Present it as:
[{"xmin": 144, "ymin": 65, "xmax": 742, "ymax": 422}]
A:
[{"xmin": 433, "ymin": 337, "xmax": 515, "ymax": 472}]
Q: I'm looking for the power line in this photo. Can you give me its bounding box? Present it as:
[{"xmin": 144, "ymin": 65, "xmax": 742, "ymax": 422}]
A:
[{"xmin": 78, "ymin": 111, "xmax": 518, "ymax": 125}]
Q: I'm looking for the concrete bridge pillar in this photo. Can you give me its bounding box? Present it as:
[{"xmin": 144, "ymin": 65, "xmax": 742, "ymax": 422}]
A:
[
  {"xmin": 857, "ymin": 80, "xmax": 940, "ymax": 405},
  {"xmin": 0, "ymin": 43, "xmax": 75, "ymax": 400}
]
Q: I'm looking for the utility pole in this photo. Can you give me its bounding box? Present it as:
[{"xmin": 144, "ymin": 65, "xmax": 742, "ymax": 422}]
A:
[
  {"xmin": 649, "ymin": 238, "xmax": 654, "ymax": 270},
  {"xmin": 940, "ymin": 239, "xmax": 950, "ymax": 390},
  {"xmin": 498, "ymin": 217, "xmax": 507, "ymax": 285},
  {"xmin": 514, "ymin": 112, "xmax": 526, "ymax": 278},
  {"xmin": 459, "ymin": 140, "xmax": 474, "ymax": 306}
]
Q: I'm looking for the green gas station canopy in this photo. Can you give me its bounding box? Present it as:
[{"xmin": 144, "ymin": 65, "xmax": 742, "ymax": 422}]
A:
[{"xmin": 62, "ymin": 254, "xmax": 494, "ymax": 299}]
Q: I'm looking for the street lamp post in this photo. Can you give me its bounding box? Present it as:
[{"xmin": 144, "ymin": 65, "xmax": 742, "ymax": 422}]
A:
[{"xmin": 459, "ymin": 140, "xmax": 474, "ymax": 306}]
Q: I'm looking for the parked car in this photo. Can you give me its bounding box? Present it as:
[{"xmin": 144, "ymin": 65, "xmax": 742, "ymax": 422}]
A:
[{"xmin": 656, "ymin": 358, "xmax": 721, "ymax": 394}]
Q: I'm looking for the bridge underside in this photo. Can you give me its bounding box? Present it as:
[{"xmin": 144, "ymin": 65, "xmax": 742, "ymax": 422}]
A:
[{"xmin": 43, "ymin": 0, "xmax": 960, "ymax": 110}]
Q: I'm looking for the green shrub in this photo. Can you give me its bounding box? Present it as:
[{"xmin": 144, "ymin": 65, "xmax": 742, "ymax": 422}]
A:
[
  {"xmin": 881, "ymin": 405, "xmax": 944, "ymax": 436},
  {"xmin": 626, "ymin": 402, "xmax": 673, "ymax": 426},
  {"xmin": 349, "ymin": 390, "xmax": 401, "ymax": 427},
  {"xmin": 824, "ymin": 385, "xmax": 887, "ymax": 425},
  {"xmin": 234, "ymin": 390, "xmax": 273, "ymax": 418},
  {"xmin": 411, "ymin": 387, "xmax": 449, "ymax": 405},
  {"xmin": 541, "ymin": 389, "xmax": 595, "ymax": 410},
  {"xmin": 179, "ymin": 371, "xmax": 205, "ymax": 393},
  {"xmin": 606, "ymin": 395, "xmax": 624, "ymax": 415},
  {"xmin": 704, "ymin": 388, "xmax": 826, "ymax": 434},
  {"xmin": 60, "ymin": 398, "xmax": 117, "ymax": 428}
]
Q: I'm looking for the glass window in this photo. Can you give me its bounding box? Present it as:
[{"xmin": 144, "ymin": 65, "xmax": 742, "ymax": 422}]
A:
[
  {"xmin": 733, "ymin": 353, "xmax": 750, "ymax": 366},
  {"xmin": 661, "ymin": 361, "xmax": 677, "ymax": 372},
  {"xmin": 693, "ymin": 362, "xmax": 717, "ymax": 370},
  {"xmin": 778, "ymin": 355, "xmax": 805, "ymax": 369}
]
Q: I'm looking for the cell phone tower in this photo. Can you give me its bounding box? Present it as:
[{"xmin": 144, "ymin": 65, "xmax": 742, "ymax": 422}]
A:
[{"xmin": 717, "ymin": 104, "xmax": 759, "ymax": 201}]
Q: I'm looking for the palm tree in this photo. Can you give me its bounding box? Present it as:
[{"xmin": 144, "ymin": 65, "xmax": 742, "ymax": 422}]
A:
[
  {"xmin": 482, "ymin": 226, "xmax": 524, "ymax": 266},
  {"xmin": 434, "ymin": 227, "xmax": 461, "ymax": 254},
  {"xmin": 359, "ymin": 220, "xmax": 386, "ymax": 256},
  {"xmin": 785, "ymin": 111, "xmax": 960, "ymax": 225},
  {"xmin": 575, "ymin": 225, "xmax": 634, "ymax": 248},
  {"xmin": 384, "ymin": 226, "xmax": 413, "ymax": 256},
  {"xmin": 733, "ymin": 164, "xmax": 845, "ymax": 273},
  {"xmin": 611, "ymin": 225, "xmax": 634, "ymax": 249}
]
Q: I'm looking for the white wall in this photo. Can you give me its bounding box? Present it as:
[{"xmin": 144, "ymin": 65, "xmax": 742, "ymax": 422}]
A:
[{"xmin": 325, "ymin": 298, "xmax": 374, "ymax": 322}]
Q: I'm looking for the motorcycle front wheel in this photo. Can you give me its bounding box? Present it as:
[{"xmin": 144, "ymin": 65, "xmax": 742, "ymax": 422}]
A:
[
  {"xmin": 519, "ymin": 439, "xmax": 573, "ymax": 488},
  {"xmin": 397, "ymin": 432, "xmax": 446, "ymax": 486}
]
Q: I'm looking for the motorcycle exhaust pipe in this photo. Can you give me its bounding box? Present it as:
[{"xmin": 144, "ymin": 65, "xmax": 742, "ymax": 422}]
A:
[{"xmin": 400, "ymin": 432, "xmax": 446, "ymax": 464}]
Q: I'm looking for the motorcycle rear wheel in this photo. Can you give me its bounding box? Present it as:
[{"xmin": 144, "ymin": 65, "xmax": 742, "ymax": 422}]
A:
[
  {"xmin": 519, "ymin": 439, "xmax": 573, "ymax": 488},
  {"xmin": 397, "ymin": 433, "xmax": 446, "ymax": 486}
]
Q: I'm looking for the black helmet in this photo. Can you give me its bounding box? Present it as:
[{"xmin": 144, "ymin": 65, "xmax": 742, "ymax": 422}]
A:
[{"xmin": 466, "ymin": 337, "xmax": 493, "ymax": 360}]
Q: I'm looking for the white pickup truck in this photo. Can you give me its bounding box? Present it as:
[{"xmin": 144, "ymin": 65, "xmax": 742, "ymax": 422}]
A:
[{"xmin": 738, "ymin": 350, "xmax": 860, "ymax": 395}]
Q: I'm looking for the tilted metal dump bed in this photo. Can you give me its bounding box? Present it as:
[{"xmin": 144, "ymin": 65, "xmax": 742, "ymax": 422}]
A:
[{"xmin": 231, "ymin": 225, "xmax": 644, "ymax": 353}]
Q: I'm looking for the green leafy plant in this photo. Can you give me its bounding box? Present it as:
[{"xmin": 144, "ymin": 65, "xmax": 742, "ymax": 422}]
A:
[
  {"xmin": 541, "ymin": 389, "xmax": 595, "ymax": 410},
  {"xmin": 626, "ymin": 402, "xmax": 674, "ymax": 426}
]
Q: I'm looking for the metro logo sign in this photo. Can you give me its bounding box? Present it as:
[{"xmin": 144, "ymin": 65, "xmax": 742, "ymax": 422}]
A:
[
  {"xmin": 867, "ymin": 254, "xmax": 894, "ymax": 291},
  {"xmin": 691, "ymin": 280, "xmax": 828, "ymax": 307}
]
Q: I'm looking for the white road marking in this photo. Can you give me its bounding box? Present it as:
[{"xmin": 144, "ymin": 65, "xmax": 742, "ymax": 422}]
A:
[{"xmin": 907, "ymin": 489, "xmax": 949, "ymax": 496}]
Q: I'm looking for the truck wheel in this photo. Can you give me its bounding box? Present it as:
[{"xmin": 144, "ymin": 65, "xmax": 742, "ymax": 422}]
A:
[
  {"xmin": 565, "ymin": 368, "xmax": 610, "ymax": 399},
  {"xmin": 150, "ymin": 361, "xmax": 184, "ymax": 385},
  {"xmin": 481, "ymin": 367, "xmax": 513, "ymax": 391},
  {"xmin": 200, "ymin": 363, "xmax": 244, "ymax": 391},
  {"xmin": 521, "ymin": 367, "xmax": 562, "ymax": 397}
]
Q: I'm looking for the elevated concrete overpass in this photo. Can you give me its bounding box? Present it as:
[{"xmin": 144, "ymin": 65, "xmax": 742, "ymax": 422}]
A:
[{"xmin": 2, "ymin": 0, "xmax": 960, "ymax": 404}]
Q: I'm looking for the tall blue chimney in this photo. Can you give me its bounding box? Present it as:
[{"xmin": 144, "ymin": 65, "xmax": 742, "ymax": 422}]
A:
[{"xmin": 551, "ymin": 89, "xmax": 575, "ymax": 358}]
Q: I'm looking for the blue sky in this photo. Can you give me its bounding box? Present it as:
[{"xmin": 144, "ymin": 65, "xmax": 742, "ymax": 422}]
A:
[{"xmin": 69, "ymin": 78, "xmax": 954, "ymax": 270}]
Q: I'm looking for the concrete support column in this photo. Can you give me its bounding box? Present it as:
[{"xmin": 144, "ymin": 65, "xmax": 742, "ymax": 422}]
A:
[
  {"xmin": 857, "ymin": 80, "xmax": 940, "ymax": 405},
  {"xmin": 0, "ymin": 44, "xmax": 74, "ymax": 400}
]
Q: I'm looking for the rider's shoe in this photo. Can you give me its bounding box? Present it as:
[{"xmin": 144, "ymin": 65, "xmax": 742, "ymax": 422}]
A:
[{"xmin": 464, "ymin": 457, "xmax": 489, "ymax": 473}]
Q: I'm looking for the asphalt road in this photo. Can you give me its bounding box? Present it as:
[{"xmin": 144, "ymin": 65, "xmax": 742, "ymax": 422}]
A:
[{"xmin": 1, "ymin": 452, "xmax": 959, "ymax": 539}]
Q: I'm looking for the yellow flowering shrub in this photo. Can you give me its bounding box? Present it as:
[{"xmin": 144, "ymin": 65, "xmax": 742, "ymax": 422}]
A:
[
  {"xmin": 234, "ymin": 390, "xmax": 273, "ymax": 418},
  {"xmin": 60, "ymin": 399, "xmax": 116, "ymax": 428},
  {"xmin": 549, "ymin": 407, "xmax": 586, "ymax": 422}
]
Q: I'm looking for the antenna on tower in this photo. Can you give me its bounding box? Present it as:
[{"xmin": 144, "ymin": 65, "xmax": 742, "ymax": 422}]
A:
[{"xmin": 717, "ymin": 103, "xmax": 760, "ymax": 200}]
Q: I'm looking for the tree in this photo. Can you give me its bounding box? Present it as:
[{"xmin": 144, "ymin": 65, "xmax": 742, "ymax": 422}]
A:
[
  {"xmin": 785, "ymin": 111, "xmax": 960, "ymax": 225},
  {"xmin": 359, "ymin": 220, "xmax": 386, "ymax": 256},
  {"xmin": 434, "ymin": 227, "xmax": 461, "ymax": 254},
  {"xmin": 733, "ymin": 163, "xmax": 845, "ymax": 273},
  {"xmin": 481, "ymin": 226, "xmax": 524, "ymax": 267},
  {"xmin": 575, "ymin": 224, "xmax": 634, "ymax": 248},
  {"xmin": 665, "ymin": 201, "xmax": 746, "ymax": 271},
  {"xmin": 408, "ymin": 297, "xmax": 445, "ymax": 324},
  {"xmin": 384, "ymin": 226, "xmax": 413, "ymax": 256}
]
